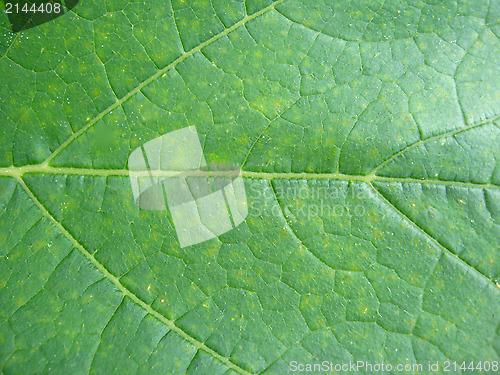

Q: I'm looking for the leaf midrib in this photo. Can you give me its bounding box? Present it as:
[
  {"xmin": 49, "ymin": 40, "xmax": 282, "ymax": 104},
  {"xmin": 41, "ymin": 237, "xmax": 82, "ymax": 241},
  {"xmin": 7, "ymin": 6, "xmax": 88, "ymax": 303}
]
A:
[{"xmin": 0, "ymin": 165, "xmax": 498, "ymax": 190}]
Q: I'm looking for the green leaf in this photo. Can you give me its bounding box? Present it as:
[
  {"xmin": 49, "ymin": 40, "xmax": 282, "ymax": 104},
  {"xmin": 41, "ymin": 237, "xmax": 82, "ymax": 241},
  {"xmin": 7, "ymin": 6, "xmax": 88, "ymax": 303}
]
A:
[{"xmin": 1, "ymin": 0, "xmax": 499, "ymax": 374}]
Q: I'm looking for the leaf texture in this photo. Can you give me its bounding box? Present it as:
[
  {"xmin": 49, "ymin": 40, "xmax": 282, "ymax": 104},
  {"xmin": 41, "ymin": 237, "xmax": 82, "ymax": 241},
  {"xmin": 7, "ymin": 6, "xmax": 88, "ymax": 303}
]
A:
[{"xmin": 0, "ymin": 0, "xmax": 499, "ymax": 374}]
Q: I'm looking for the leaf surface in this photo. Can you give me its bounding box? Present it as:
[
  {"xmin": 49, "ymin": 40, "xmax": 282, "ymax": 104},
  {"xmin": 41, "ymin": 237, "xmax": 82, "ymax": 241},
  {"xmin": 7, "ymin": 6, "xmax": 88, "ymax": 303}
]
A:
[{"xmin": 0, "ymin": 0, "xmax": 499, "ymax": 374}]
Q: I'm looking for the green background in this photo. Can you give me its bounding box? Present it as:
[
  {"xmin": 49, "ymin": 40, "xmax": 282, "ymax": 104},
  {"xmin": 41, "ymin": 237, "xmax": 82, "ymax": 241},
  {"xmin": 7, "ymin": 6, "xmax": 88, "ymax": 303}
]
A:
[{"xmin": 0, "ymin": 0, "xmax": 499, "ymax": 373}]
